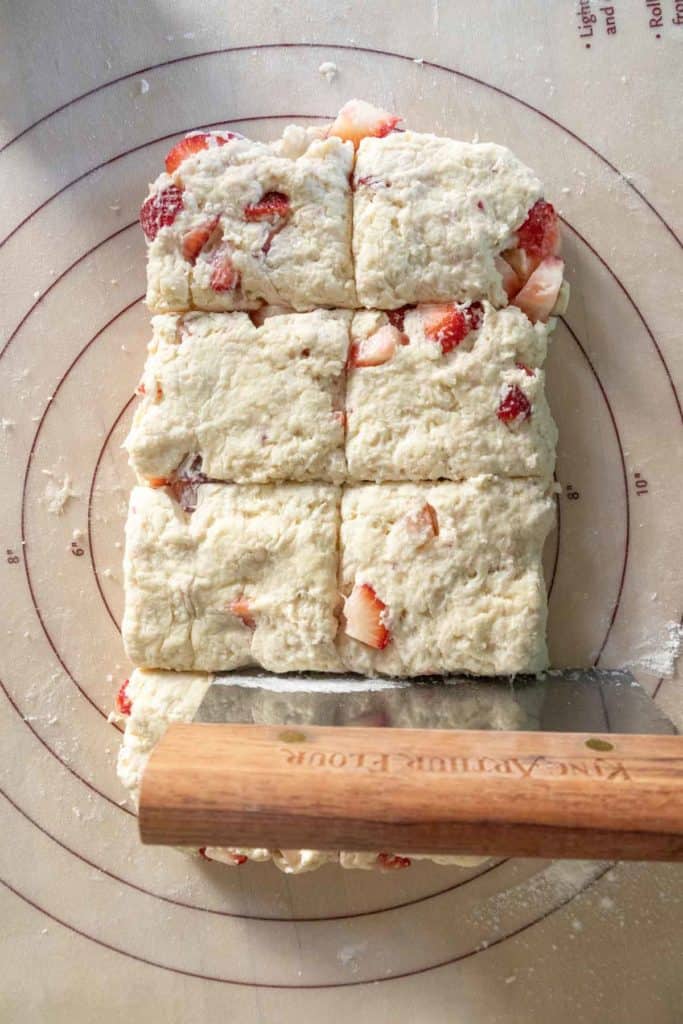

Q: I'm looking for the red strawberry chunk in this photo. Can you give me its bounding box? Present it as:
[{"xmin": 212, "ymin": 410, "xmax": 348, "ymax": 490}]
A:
[
  {"xmin": 421, "ymin": 302, "xmax": 481, "ymax": 354},
  {"xmin": 244, "ymin": 191, "xmax": 290, "ymax": 221},
  {"xmin": 386, "ymin": 305, "xmax": 413, "ymax": 332},
  {"xmin": 140, "ymin": 185, "xmax": 184, "ymax": 241},
  {"xmin": 165, "ymin": 132, "xmax": 236, "ymax": 174},
  {"xmin": 516, "ymin": 199, "xmax": 560, "ymax": 260},
  {"xmin": 349, "ymin": 324, "xmax": 404, "ymax": 368},
  {"xmin": 343, "ymin": 583, "xmax": 390, "ymax": 650},
  {"xmin": 405, "ymin": 502, "xmax": 439, "ymax": 541},
  {"xmin": 229, "ymin": 597, "xmax": 256, "ymax": 630},
  {"xmin": 497, "ymin": 384, "xmax": 532, "ymax": 424},
  {"xmin": 115, "ymin": 679, "xmax": 132, "ymax": 716},
  {"xmin": 328, "ymin": 99, "xmax": 403, "ymax": 149},
  {"xmin": 230, "ymin": 853, "xmax": 248, "ymax": 865},
  {"xmin": 465, "ymin": 301, "xmax": 484, "ymax": 331},
  {"xmin": 209, "ymin": 245, "xmax": 240, "ymax": 292},
  {"xmin": 181, "ymin": 217, "xmax": 219, "ymax": 264},
  {"xmin": 378, "ymin": 853, "xmax": 412, "ymax": 870},
  {"xmin": 515, "ymin": 362, "xmax": 535, "ymax": 377}
]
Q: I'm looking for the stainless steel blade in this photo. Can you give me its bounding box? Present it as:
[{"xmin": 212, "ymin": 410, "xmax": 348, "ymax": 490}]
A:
[{"xmin": 194, "ymin": 669, "xmax": 677, "ymax": 735}]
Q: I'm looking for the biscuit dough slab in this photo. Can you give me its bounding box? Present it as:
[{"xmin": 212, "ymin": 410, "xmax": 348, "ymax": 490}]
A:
[
  {"xmin": 144, "ymin": 129, "xmax": 357, "ymax": 313},
  {"xmin": 346, "ymin": 303, "xmax": 557, "ymax": 481},
  {"xmin": 122, "ymin": 483, "xmax": 342, "ymax": 672},
  {"xmin": 338, "ymin": 478, "xmax": 555, "ymax": 677},
  {"xmin": 353, "ymin": 131, "xmax": 542, "ymax": 309},
  {"xmin": 125, "ymin": 309, "xmax": 351, "ymax": 484}
]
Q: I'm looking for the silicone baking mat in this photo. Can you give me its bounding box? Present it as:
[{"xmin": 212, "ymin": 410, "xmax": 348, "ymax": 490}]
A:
[{"xmin": 1, "ymin": 2, "xmax": 681, "ymax": 1020}]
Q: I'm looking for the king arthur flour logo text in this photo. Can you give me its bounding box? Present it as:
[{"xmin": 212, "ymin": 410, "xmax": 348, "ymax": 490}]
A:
[{"xmin": 280, "ymin": 748, "xmax": 631, "ymax": 781}]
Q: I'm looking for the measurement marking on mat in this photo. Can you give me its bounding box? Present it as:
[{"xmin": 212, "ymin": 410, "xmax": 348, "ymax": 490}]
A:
[
  {"xmin": 565, "ymin": 484, "xmax": 580, "ymax": 500},
  {"xmin": 634, "ymin": 472, "xmax": 649, "ymax": 496},
  {"xmin": 5, "ymin": 548, "xmax": 20, "ymax": 565},
  {"xmin": 70, "ymin": 540, "xmax": 84, "ymax": 557}
]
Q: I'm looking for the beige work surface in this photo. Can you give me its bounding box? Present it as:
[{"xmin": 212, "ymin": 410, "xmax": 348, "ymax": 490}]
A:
[{"xmin": 1, "ymin": 1, "xmax": 681, "ymax": 1021}]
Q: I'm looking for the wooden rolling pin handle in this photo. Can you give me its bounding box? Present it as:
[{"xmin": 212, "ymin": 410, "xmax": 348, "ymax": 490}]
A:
[{"xmin": 138, "ymin": 724, "xmax": 683, "ymax": 861}]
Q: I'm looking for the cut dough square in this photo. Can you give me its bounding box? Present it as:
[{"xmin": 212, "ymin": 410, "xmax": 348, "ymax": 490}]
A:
[
  {"xmin": 352, "ymin": 131, "xmax": 542, "ymax": 309},
  {"xmin": 125, "ymin": 309, "xmax": 351, "ymax": 485},
  {"xmin": 345, "ymin": 303, "xmax": 557, "ymax": 481},
  {"xmin": 338, "ymin": 478, "xmax": 555, "ymax": 677},
  {"xmin": 122, "ymin": 483, "xmax": 343, "ymax": 673},
  {"xmin": 142, "ymin": 128, "xmax": 357, "ymax": 313}
]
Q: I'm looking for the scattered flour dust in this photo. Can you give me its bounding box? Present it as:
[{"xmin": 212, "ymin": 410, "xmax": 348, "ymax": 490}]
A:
[
  {"xmin": 41, "ymin": 468, "xmax": 79, "ymax": 515},
  {"xmin": 624, "ymin": 621, "xmax": 682, "ymax": 677},
  {"xmin": 318, "ymin": 61, "xmax": 338, "ymax": 82}
]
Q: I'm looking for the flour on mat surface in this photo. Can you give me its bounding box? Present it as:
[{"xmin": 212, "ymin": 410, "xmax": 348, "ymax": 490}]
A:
[
  {"xmin": 41, "ymin": 468, "xmax": 79, "ymax": 515},
  {"xmin": 623, "ymin": 621, "xmax": 682, "ymax": 677}
]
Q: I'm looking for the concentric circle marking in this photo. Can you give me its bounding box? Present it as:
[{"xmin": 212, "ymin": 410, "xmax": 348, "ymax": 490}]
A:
[{"xmin": 0, "ymin": 862, "xmax": 613, "ymax": 987}]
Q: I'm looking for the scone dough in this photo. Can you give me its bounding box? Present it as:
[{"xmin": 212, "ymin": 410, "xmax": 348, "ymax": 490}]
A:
[
  {"xmin": 144, "ymin": 131, "xmax": 357, "ymax": 313},
  {"xmin": 123, "ymin": 483, "xmax": 342, "ymax": 672},
  {"xmin": 353, "ymin": 131, "xmax": 542, "ymax": 309},
  {"xmin": 346, "ymin": 303, "xmax": 557, "ymax": 481},
  {"xmin": 125, "ymin": 309, "xmax": 351, "ymax": 484},
  {"xmin": 338, "ymin": 478, "xmax": 554, "ymax": 677}
]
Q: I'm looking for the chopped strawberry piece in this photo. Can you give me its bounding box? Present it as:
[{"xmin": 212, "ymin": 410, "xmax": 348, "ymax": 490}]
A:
[
  {"xmin": 136, "ymin": 382, "xmax": 146, "ymax": 396},
  {"xmin": 378, "ymin": 853, "xmax": 411, "ymax": 870},
  {"xmin": 497, "ymin": 384, "xmax": 532, "ymax": 424},
  {"xmin": 115, "ymin": 679, "xmax": 132, "ymax": 716},
  {"xmin": 495, "ymin": 255, "xmax": 522, "ymax": 299},
  {"xmin": 198, "ymin": 846, "xmax": 211, "ymax": 860},
  {"xmin": 168, "ymin": 456, "xmax": 208, "ymax": 512},
  {"xmin": 328, "ymin": 99, "xmax": 403, "ymax": 149},
  {"xmin": 512, "ymin": 257, "xmax": 565, "ymax": 324},
  {"xmin": 165, "ymin": 132, "xmax": 236, "ymax": 174},
  {"xmin": 333, "ymin": 410, "xmax": 347, "ymax": 430},
  {"xmin": 181, "ymin": 216, "xmax": 220, "ymax": 264},
  {"xmin": 405, "ymin": 502, "xmax": 439, "ymax": 541},
  {"xmin": 154, "ymin": 382, "xmax": 163, "ymax": 402},
  {"xmin": 515, "ymin": 362, "xmax": 535, "ymax": 377},
  {"xmin": 465, "ymin": 301, "xmax": 484, "ymax": 331},
  {"xmin": 229, "ymin": 597, "xmax": 256, "ymax": 630},
  {"xmin": 209, "ymin": 245, "xmax": 240, "ymax": 292},
  {"xmin": 386, "ymin": 305, "xmax": 413, "ymax": 332},
  {"xmin": 516, "ymin": 199, "xmax": 561, "ymax": 260},
  {"xmin": 421, "ymin": 303, "xmax": 480, "ymax": 353},
  {"xmin": 140, "ymin": 185, "xmax": 184, "ymax": 241},
  {"xmin": 502, "ymin": 247, "xmax": 535, "ymax": 285},
  {"xmin": 244, "ymin": 191, "xmax": 290, "ymax": 221},
  {"xmin": 343, "ymin": 583, "xmax": 390, "ymax": 650},
  {"xmin": 349, "ymin": 324, "xmax": 404, "ymax": 368},
  {"xmin": 148, "ymin": 476, "xmax": 170, "ymax": 488},
  {"xmin": 230, "ymin": 853, "xmax": 248, "ymax": 865}
]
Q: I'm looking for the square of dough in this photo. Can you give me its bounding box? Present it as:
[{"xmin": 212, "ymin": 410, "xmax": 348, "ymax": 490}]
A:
[
  {"xmin": 125, "ymin": 309, "xmax": 351, "ymax": 484},
  {"xmin": 345, "ymin": 303, "xmax": 557, "ymax": 481},
  {"xmin": 144, "ymin": 128, "xmax": 357, "ymax": 313},
  {"xmin": 338, "ymin": 478, "xmax": 555, "ymax": 677},
  {"xmin": 122, "ymin": 483, "xmax": 342, "ymax": 673},
  {"xmin": 353, "ymin": 131, "xmax": 542, "ymax": 309}
]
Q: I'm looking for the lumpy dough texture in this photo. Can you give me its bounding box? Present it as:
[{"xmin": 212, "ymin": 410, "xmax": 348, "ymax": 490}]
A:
[
  {"xmin": 122, "ymin": 483, "xmax": 342, "ymax": 672},
  {"xmin": 353, "ymin": 131, "xmax": 542, "ymax": 309},
  {"xmin": 338, "ymin": 478, "xmax": 555, "ymax": 677},
  {"xmin": 125, "ymin": 309, "xmax": 351, "ymax": 484},
  {"xmin": 346, "ymin": 303, "xmax": 557, "ymax": 481},
  {"xmin": 144, "ymin": 131, "xmax": 357, "ymax": 313}
]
